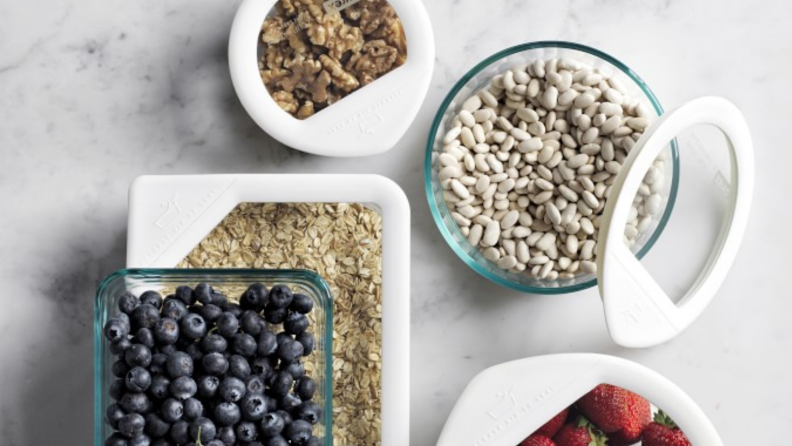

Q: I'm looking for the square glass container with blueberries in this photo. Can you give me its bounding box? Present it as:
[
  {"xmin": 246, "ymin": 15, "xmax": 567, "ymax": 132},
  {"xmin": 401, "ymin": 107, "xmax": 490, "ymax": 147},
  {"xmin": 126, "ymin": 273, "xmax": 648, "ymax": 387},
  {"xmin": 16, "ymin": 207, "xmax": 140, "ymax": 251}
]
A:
[{"xmin": 95, "ymin": 269, "xmax": 334, "ymax": 446}]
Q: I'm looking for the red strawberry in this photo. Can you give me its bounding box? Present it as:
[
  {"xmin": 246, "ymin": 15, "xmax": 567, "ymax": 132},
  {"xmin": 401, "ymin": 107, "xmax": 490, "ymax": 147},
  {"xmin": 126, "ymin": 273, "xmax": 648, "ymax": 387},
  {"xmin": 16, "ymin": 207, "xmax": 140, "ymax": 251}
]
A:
[
  {"xmin": 642, "ymin": 411, "xmax": 692, "ymax": 446},
  {"xmin": 535, "ymin": 408, "xmax": 569, "ymax": 438},
  {"xmin": 576, "ymin": 384, "xmax": 651, "ymax": 446},
  {"xmin": 519, "ymin": 435, "xmax": 557, "ymax": 446},
  {"xmin": 553, "ymin": 416, "xmax": 607, "ymax": 446}
]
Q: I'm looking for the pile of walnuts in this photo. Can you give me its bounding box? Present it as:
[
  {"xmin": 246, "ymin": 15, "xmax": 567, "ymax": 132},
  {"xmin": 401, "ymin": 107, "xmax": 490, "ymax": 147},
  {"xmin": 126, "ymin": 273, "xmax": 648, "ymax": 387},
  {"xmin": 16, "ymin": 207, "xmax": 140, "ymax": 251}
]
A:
[{"xmin": 259, "ymin": 0, "xmax": 408, "ymax": 119}]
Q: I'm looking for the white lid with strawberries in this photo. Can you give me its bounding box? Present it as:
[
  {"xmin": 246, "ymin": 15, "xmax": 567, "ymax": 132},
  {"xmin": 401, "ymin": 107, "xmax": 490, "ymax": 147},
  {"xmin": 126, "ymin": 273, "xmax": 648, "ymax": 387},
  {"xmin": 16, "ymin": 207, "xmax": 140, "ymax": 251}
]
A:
[
  {"xmin": 596, "ymin": 97, "xmax": 754, "ymax": 348},
  {"xmin": 435, "ymin": 354, "xmax": 723, "ymax": 446}
]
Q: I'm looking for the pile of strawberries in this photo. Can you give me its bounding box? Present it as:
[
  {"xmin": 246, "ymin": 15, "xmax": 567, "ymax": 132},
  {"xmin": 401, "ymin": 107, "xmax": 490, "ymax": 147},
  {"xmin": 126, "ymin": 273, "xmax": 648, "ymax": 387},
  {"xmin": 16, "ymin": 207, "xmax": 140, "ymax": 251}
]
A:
[{"xmin": 518, "ymin": 384, "xmax": 691, "ymax": 446}]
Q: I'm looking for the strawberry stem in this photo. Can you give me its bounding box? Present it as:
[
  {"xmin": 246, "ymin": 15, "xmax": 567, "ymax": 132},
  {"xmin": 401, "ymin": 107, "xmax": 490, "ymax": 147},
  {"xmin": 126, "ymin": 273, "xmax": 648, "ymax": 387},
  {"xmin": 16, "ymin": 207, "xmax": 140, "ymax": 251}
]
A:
[{"xmin": 654, "ymin": 410, "xmax": 679, "ymax": 429}]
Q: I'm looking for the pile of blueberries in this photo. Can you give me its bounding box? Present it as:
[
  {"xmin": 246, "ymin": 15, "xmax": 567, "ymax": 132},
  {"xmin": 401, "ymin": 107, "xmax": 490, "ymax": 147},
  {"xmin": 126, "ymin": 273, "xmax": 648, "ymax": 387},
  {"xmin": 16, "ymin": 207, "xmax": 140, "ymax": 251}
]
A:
[{"xmin": 103, "ymin": 282, "xmax": 321, "ymax": 446}]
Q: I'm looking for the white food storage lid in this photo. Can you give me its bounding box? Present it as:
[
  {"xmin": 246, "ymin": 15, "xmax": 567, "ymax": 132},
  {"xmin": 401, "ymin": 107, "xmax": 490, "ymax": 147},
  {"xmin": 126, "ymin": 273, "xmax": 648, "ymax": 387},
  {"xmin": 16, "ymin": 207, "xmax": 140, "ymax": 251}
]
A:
[
  {"xmin": 596, "ymin": 96, "xmax": 754, "ymax": 348},
  {"xmin": 435, "ymin": 354, "xmax": 723, "ymax": 446},
  {"xmin": 126, "ymin": 174, "xmax": 411, "ymax": 445},
  {"xmin": 229, "ymin": 0, "xmax": 435, "ymax": 157}
]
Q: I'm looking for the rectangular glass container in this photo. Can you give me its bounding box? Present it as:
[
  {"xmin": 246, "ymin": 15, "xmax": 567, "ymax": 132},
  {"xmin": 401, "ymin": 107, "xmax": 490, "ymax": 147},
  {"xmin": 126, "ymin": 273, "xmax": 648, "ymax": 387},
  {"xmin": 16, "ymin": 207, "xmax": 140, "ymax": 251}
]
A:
[{"xmin": 94, "ymin": 268, "xmax": 334, "ymax": 446}]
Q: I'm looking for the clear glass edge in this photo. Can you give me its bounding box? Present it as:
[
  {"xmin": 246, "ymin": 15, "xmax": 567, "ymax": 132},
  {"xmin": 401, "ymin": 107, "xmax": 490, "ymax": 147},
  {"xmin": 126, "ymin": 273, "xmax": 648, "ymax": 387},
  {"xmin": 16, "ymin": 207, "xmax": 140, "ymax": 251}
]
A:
[
  {"xmin": 94, "ymin": 268, "xmax": 335, "ymax": 446},
  {"xmin": 423, "ymin": 40, "xmax": 681, "ymax": 295}
]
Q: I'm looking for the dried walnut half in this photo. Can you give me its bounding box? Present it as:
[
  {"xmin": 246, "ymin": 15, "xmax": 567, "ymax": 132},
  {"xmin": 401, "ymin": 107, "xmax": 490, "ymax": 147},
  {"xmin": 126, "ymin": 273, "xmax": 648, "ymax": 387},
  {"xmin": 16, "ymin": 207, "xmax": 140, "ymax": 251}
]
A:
[{"xmin": 259, "ymin": 0, "xmax": 408, "ymax": 119}]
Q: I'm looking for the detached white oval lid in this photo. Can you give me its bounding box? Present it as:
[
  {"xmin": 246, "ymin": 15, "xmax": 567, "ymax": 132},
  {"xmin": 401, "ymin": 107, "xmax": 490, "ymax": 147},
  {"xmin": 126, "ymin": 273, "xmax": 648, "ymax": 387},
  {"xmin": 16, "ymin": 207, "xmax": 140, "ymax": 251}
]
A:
[
  {"xmin": 596, "ymin": 96, "xmax": 754, "ymax": 348},
  {"xmin": 229, "ymin": 0, "xmax": 435, "ymax": 157}
]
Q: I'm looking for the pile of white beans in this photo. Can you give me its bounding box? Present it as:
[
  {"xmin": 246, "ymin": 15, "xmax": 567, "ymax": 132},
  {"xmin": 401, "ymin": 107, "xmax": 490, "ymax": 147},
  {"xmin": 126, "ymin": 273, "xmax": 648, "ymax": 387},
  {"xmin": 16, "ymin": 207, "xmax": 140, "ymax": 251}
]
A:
[{"xmin": 437, "ymin": 57, "xmax": 667, "ymax": 281}]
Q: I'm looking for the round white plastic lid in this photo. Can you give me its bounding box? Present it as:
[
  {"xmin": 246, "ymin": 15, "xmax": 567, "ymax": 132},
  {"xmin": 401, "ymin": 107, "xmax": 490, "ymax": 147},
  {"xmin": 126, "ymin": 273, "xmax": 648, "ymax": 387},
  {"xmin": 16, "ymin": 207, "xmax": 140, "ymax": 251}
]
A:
[
  {"xmin": 229, "ymin": 0, "xmax": 435, "ymax": 157},
  {"xmin": 596, "ymin": 97, "xmax": 754, "ymax": 348},
  {"xmin": 435, "ymin": 354, "xmax": 723, "ymax": 446}
]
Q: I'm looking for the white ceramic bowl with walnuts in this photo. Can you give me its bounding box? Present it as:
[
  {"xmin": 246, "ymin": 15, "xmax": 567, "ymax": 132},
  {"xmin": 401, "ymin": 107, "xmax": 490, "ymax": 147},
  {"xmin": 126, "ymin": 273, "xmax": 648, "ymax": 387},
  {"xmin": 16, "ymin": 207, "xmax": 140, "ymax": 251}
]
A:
[{"xmin": 229, "ymin": 0, "xmax": 435, "ymax": 157}]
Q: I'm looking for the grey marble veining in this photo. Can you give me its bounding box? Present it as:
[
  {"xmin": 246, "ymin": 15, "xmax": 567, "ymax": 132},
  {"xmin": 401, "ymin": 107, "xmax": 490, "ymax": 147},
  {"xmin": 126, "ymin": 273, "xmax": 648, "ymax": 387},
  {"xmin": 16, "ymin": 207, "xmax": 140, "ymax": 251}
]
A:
[{"xmin": 1, "ymin": 0, "xmax": 791, "ymax": 445}]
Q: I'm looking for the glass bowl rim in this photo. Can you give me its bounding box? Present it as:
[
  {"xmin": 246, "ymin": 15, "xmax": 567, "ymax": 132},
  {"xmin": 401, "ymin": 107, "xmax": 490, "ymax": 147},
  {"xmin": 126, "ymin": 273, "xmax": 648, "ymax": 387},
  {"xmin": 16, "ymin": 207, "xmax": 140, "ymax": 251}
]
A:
[
  {"xmin": 424, "ymin": 40, "xmax": 680, "ymax": 295},
  {"xmin": 94, "ymin": 267, "xmax": 335, "ymax": 446}
]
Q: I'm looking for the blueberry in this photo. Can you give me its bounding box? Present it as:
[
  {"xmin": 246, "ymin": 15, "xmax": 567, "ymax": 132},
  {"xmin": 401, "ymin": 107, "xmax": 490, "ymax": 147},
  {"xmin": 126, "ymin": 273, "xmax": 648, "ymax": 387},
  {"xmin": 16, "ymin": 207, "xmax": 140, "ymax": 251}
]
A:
[
  {"xmin": 216, "ymin": 426, "xmax": 236, "ymax": 446},
  {"xmin": 106, "ymin": 403, "xmax": 126, "ymax": 429},
  {"xmin": 135, "ymin": 328, "xmax": 155, "ymax": 348},
  {"xmin": 256, "ymin": 330, "xmax": 278, "ymax": 357},
  {"xmin": 213, "ymin": 402, "xmax": 242, "ymax": 427},
  {"xmin": 140, "ymin": 291, "xmax": 163, "ymax": 309},
  {"xmin": 294, "ymin": 401, "xmax": 321, "ymax": 425},
  {"xmin": 169, "ymin": 376, "xmax": 197, "ymax": 400},
  {"xmin": 205, "ymin": 440, "xmax": 225, "ymax": 446},
  {"xmin": 119, "ymin": 292, "xmax": 141, "ymax": 315},
  {"xmin": 228, "ymin": 355, "xmax": 251, "ymax": 379},
  {"xmin": 267, "ymin": 285, "xmax": 293, "ymax": 309},
  {"xmin": 265, "ymin": 436, "xmax": 289, "ymax": 446},
  {"xmin": 193, "ymin": 283, "xmax": 213, "ymax": 305},
  {"xmin": 200, "ymin": 334, "xmax": 227, "ymax": 353},
  {"xmin": 269, "ymin": 371, "xmax": 293, "ymax": 398},
  {"xmin": 151, "ymin": 440, "xmax": 173, "ymax": 446},
  {"xmin": 185, "ymin": 343, "xmax": 204, "ymax": 363},
  {"xmin": 106, "ymin": 433, "xmax": 129, "ymax": 446},
  {"xmin": 105, "ymin": 318, "xmax": 130, "ymax": 343},
  {"xmin": 110, "ymin": 379, "xmax": 126, "ymax": 400},
  {"xmin": 218, "ymin": 376, "xmax": 246, "ymax": 403},
  {"xmin": 232, "ymin": 333, "xmax": 257, "ymax": 357},
  {"xmin": 283, "ymin": 313, "xmax": 309, "ymax": 335},
  {"xmin": 165, "ymin": 352, "xmax": 193, "ymax": 378},
  {"xmin": 197, "ymin": 375, "xmax": 220, "ymax": 399},
  {"xmin": 240, "ymin": 283, "xmax": 269, "ymax": 310},
  {"xmin": 279, "ymin": 393, "xmax": 301, "ymax": 413},
  {"xmin": 259, "ymin": 412, "xmax": 285, "ymax": 438},
  {"xmin": 275, "ymin": 332, "xmax": 292, "ymax": 346},
  {"xmin": 120, "ymin": 392, "xmax": 152, "ymax": 414},
  {"xmin": 149, "ymin": 375, "xmax": 170, "ymax": 399},
  {"xmin": 221, "ymin": 302, "xmax": 244, "ymax": 319},
  {"xmin": 278, "ymin": 410, "xmax": 298, "ymax": 427},
  {"xmin": 129, "ymin": 434, "xmax": 151, "ymax": 446},
  {"xmin": 240, "ymin": 310, "xmax": 266, "ymax": 336},
  {"xmin": 250, "ymin": 357, "xmax": 275, "ymax": 379},
  {"xmin": 158, "ymin": 344, "xmax": 177, "ymax": 356},
  {"xmin": 169, "ymin": 420, "xmax": 190, "ymax": 444},
  {"xmin": 289, "ymin": 294, "xmax": 314, "ymax": 314},
  {"xmin": 198, "ymin": 304, "xmax": 223, "ymax": 324},
  {"xmin": 240, "ymin": 393, "xmax": 267, "ymax": 421},
  {"xmin": 132, "ymin": 304, "xmax": 160, "ymax": 330},
  {"xmin": 284, "ymin": 419, "xmax": 312, "ymax": 445},
  {"xmin": 264, "ymin": 306, "xmax": 287, "ymax": 324},
  {"xmin": 175, "ymin": 286, "xmax": 196, "ymax": 305},
  {"xmin": 119, "ymin": 413, "xmax": 146, "ymax": 438},
  {"xmin": 282, "ymin": 360, "xmax": 305, "ymax": 379},
  {"xmin": 153, "ymin": 318, "xmax": 179, "ymax": 345},
  {"xmin": 201, "ymin": 352, "xmax": 229, "ymax": 376},
  {"xmin": 161, "ymin": 298, "xmax": 188, "ymax": 321},
  {"xmin": 277, "ymin": 339, "xmax": 304, "ymax": 363},
  {"xmin": 125, "ymin": 344, "xmax": 152, "ymax": 368},
  {"xmin": 116, "ymin": 313, "xmax": 132, "ymax": 329},
  {"xmin": 305, "ymin": 436, "xmax": 321, "ymax": 446},
  {"xmin": 144, "ymin": 413, "xmax": 171, "ymax": 438},
  {"xmin": 180, "ymin": 313, "xmax": 207, "ymax": 340},
  {"xmin": 264, "ymin": 395, "xmax": 278, "ymax": 412},
  {"xmin": 235, "ymin": 421, "xmax": 258, "ymax": 443},
  {"xmin": 183, "ymin": 397, "xmax": 203, "ymax": 421},
  {"xmin": 295, "ymin": 332, "xmax": 315, "ymax": 356},
  {"xmin": 244, "ymin": 375, "xmax": 265, "ymax": 395},
  {"xmin": 295, "ymin": 377, "xmax": 316, "ymax": 401},
  {"xmin": 113, "ymin": 359, "xmax": 131, "ymax": 378},
  {"xmin": 160, "ymin": 398, "xmax": 184, "ymax": 422},
  {"xmin": 126, "ymin": 366, "xmax": 152, "ymax": 392},
  {"xmin": 217, "ymin": 312, "xmax": 239, "ymax": 338},
  {"xmin": 110, "ymin": 338, "xmax": 133, "ymax": 356},
  {"xmin": 189, "ymin": 417, "xmax": 217, "ymax": 443}
]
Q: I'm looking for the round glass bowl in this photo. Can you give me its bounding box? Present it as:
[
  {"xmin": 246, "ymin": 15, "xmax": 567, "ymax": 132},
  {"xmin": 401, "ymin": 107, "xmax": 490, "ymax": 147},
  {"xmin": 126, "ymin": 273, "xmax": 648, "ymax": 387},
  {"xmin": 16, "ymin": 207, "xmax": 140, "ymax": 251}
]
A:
[{"xmin": 425, "ymin": 41, "xmax": 680, "ymax": 294}]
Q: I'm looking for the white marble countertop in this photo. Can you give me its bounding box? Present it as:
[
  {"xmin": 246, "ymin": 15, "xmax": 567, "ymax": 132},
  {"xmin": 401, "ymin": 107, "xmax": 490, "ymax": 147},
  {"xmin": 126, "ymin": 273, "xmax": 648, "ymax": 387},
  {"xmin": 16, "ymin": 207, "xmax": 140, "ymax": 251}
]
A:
[{"xmin": 1, "ymin": 0, "xmax": 790, "ymax": 444}]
